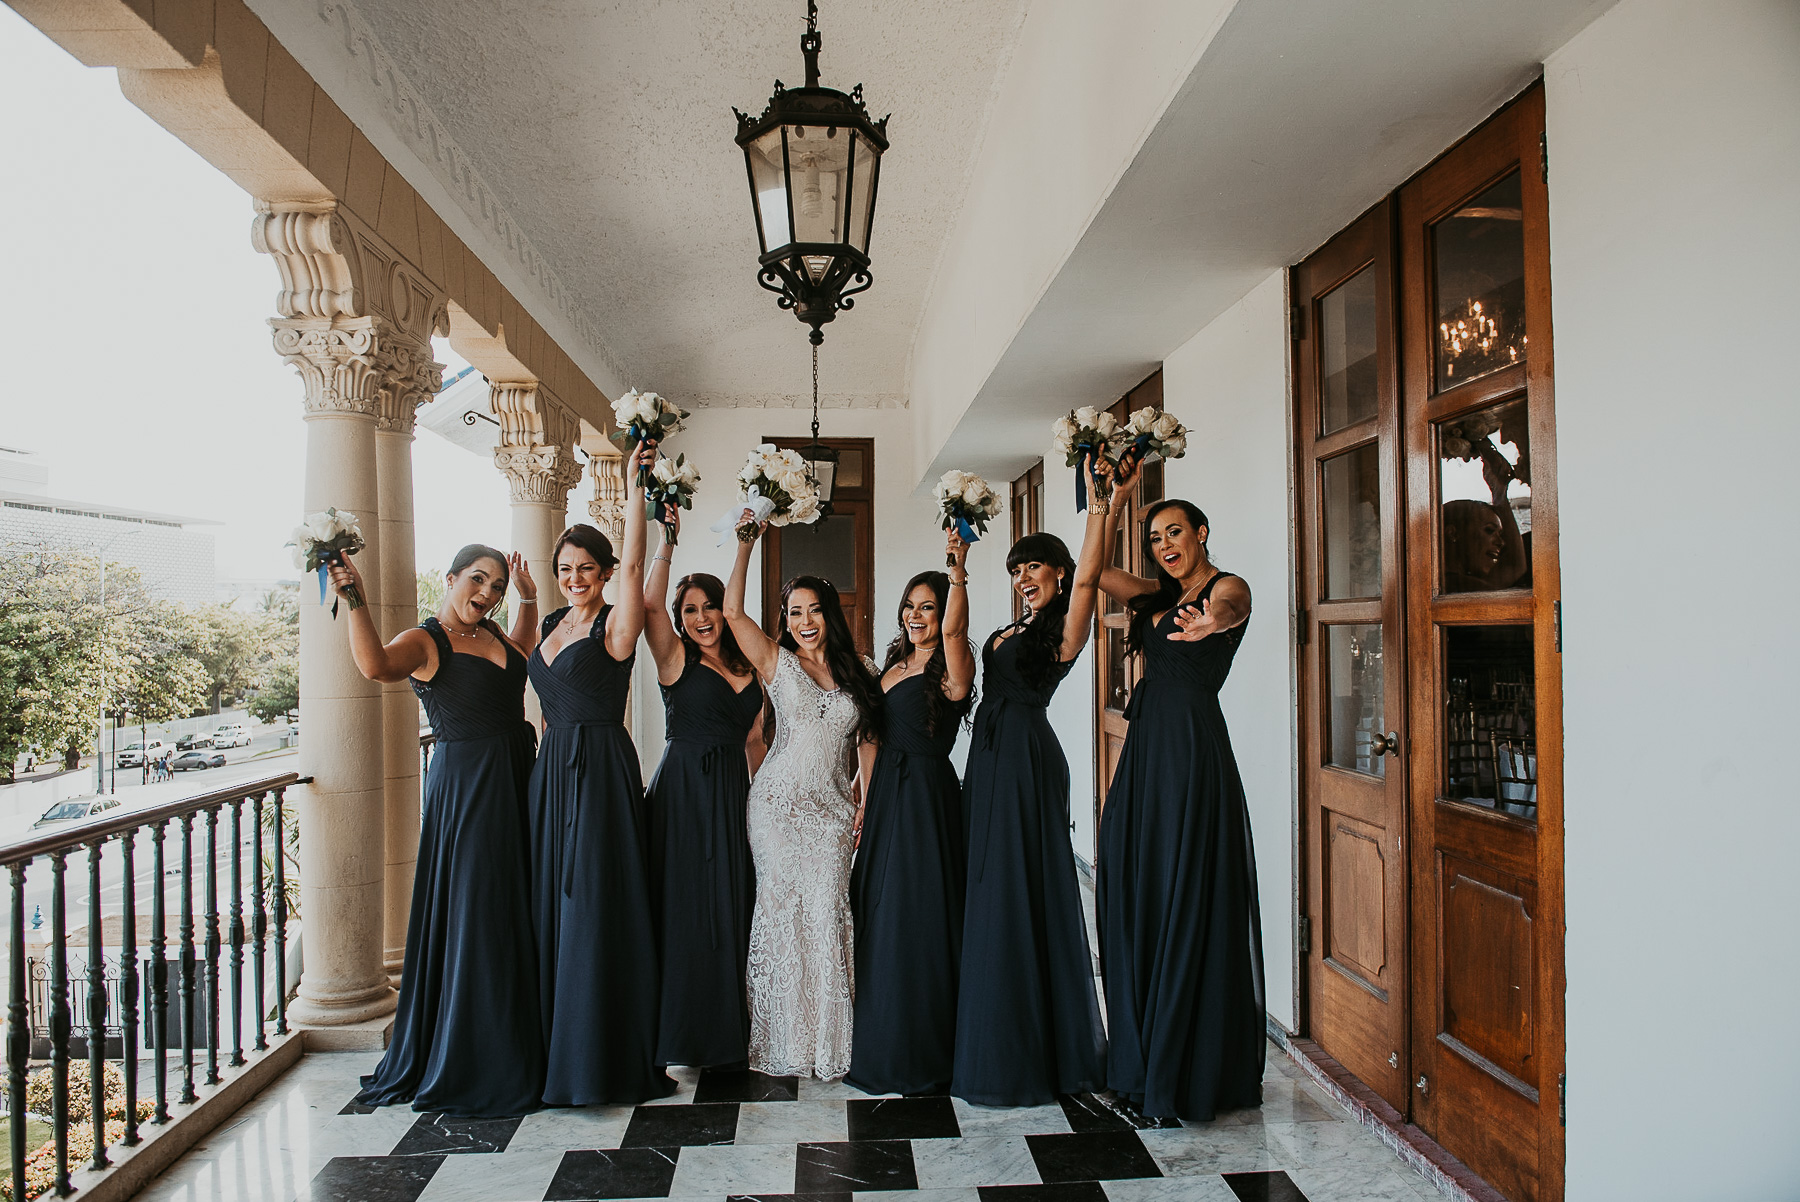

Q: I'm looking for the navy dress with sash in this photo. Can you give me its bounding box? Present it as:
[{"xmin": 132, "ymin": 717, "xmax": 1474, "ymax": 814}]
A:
[
  {"xmin": 1099, "ymin": 572, "xmax": 1265, "ymax": 1120},
  {"xmin": 847, "ymin": 673, "xmax": 972, "ymax": 1096},
  {"xmin": 357, "ymin": 617, "xmax": 544, "ymax": 1117},
  {"xmin": 646, "ymin": 659, "xmax": 764, "ymax": 1068},
  {"xmin": 951, "ymin": 626, "xmax": 1106, "ymax": 1106},
  {"xmin": 529, "ymin": 605, "xmax": 674, "ymax": 1105}
]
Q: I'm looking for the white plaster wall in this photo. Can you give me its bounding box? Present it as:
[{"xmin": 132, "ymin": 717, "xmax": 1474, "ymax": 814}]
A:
[
  {"xmin": 631, "ymin": 408, "xmax": 1004, "ymax": 777},
  {"xmin": 1156, "ymin": 271, "xmax": 1298, "ymax": 1030},
  {"xmin": 1545, "ymin": 0, "xmax": 1800, "ymax": 1196}
]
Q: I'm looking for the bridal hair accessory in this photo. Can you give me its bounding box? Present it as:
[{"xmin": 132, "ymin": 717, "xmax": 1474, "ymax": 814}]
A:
[
  {"xmin": 609, "ymin": 388, "xmax": 690, "ymax": 487},
  {"xmin": 711, "ymin": 444, "xmax": 822, "ymax": 544},
  {"xmin": 1050, "ymin": 407, "xmax": 1119, "ymax": 513},
  {"xmin": 934, "ymin": 470, "xmax": 1001, "ymax": 565},
  {"xmin": 287, "ymin": 507, "xmax": 366, "ymax": 617},
  {"xmin": 644, "ymin": 454, "xmax": 701, "ymax": 546}
]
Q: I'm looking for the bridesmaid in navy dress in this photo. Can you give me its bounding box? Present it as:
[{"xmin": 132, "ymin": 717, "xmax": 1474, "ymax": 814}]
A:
[
  {"xmin": 953, "ymin": 467, "xmax": 1112, "ymax": 1107},
  {"xmin": 642, "ymin": 510, "xmax": 766, "ymax": 1069},
  {"xmin": 327, "ymin": 544, "xmax": 546, "ymax": 1117},
  {"xmin": 525, "ymin": 442, "xmax": 674, "ymax": 1105},
  {"xmin": 847, "ymin": 538, "xmax": 976, "ymax": 1096},
  {"xmin": 1095, "ymin": 462, "xmax": 1265, "ymax": 1121}
]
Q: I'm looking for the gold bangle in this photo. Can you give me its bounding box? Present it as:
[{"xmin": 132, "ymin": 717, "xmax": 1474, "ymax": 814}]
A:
[{"xmin": 1091, "ymin": 498, "xmax": 1110, "ymax": 515}]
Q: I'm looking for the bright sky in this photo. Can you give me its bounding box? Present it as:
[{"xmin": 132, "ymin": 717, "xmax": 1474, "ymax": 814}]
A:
[{"xmin": 0, "ymin": 7, "xmax": 512, "ymax": 586}]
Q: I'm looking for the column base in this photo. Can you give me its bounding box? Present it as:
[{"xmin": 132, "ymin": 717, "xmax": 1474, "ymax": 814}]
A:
[
  {"xmin": 301, "ymin": 1015, "xmax": 397, "ymax": 1053},
  {"xmin": 385, "ymin": 949, "xmax": 405, "ymax": 989},
  {"xmin": 289, "ymin": 982, "xmax": 398, "ymax": 1028}
]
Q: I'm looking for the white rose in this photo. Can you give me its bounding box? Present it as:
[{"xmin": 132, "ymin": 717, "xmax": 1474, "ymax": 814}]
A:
[
  {"xmin": 777, "ymin": 469, "xmax": 809, "ymax": 497},
  {"xmin": 304, "ymin": 511, "xmax": 339, "ymax": 541},
  {"xmin": 611, "ymin": 389, "xmax": 641, "ymax": 423},
  {"xmin": 651, "ymin": 457, "xmax": 679, "ymax": 485},
  {"xmin": 1126, "ymin": 407, "xmax": 1155, "ymax": 434},
  {"xmin": 1096, "ymin": 411, "xmax": 1119, "ymax": 437},
  {"xmin": 1072, "ymin": 406, "xmax": 1100, "ymax": 430},
  {"xmin": 289, "ymin": 545, "xmax": 309, "ymax": 571},
  {"xmin": 1163, "ymin": 434, "xmax": 1188, "ymax": 459},
  {"xmin": 961, "ymin": 479, "xmax": 988, "ymax": 507},
  {"xmin": 677, "ymin": 462, "xmax": 702, "ymax": 488},
  {"xmin": 1153, "ymin": 412, "xmax": 1182, "ymax": 440},
  {"xmin": 789, "ymin": 497, "xmax": 820, "ymax": 525},
  {"xmin": 982, "ymin": 494, "xmax": 1003, "ymax": 517}
]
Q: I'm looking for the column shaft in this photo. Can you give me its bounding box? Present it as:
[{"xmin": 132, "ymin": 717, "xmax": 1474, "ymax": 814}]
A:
[{"xmin": 376, "ymin": 425, "xmax": 419, "ymax": 986}]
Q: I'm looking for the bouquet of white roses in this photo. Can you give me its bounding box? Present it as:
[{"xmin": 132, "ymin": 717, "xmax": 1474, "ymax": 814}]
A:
[
  {"xmin": 286, "ymin": 507, "xmax": 366, "ymax": 616},
  {"xmin": 609, "ymin": 388, "xmax": 690, "ymax": 486},
  {"xmin": 1114, "ymin": 406, "xmax": 1189, "ymax": 466},
  {"xmin": 644, "ymin": 453, "xmax": 701, "ymax": 546},
  {"xmin": 1440, "ymin": 410, "xmax": 1498, "ymax": 462},
  {"xmin": 1050, "ymin": 406, "xmax": 1120, "ymax": 512},
  {"xmin": 711, "ymin": 444, "xmax": 822, "ymax": 544},
  {"xmin": 934, "ymin": 470, "xmax": 1002, "ymax": 565}
]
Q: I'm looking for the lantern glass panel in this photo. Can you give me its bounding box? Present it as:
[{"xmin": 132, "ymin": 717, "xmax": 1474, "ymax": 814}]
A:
[
  {"xmin": 749, "ymin": 126, "xmax": 791, "ymax": 252},
  {"xmin": 845, "ymin": 132, "xmax": 879, "ymax": 254},
  {"xmin": 786, "ymin": 123, "xmax": 849, "ymax": 246}
]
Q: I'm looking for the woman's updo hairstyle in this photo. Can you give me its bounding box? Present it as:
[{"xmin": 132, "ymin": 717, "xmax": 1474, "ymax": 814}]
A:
[
  {"xmin": 551, "ymin": 523, "xmax": 618, "ymax": 572},
  {"xmin": 448, "ymin": 543, "xmax": 510, "ymax": 590}
]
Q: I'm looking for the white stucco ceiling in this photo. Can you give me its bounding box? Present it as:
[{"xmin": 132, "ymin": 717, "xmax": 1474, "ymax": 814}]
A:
[{"xmin": 269, "ymin": 0, "xmax": 1029, "ymax": 409}]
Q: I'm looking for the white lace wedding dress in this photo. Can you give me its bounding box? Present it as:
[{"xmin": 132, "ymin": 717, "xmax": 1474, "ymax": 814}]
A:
[{"xmin": 745, "ymin": 648, "xmax": 865, "ymax": 1078}]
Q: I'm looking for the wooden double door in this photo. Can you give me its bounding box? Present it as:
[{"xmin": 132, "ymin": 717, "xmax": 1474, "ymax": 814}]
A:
[
  {"xmin": 1294, "ymin": 87, "xmax": 1563, "ymax": 1202},
  {"xmin": 761, "ymin": 437, "xmax": 877, "ymax": 656}
]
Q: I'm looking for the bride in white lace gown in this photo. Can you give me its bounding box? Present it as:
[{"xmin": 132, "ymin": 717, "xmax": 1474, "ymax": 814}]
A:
[{"xmin": 725, "ymin": 516, "xmax": 881, "ymax": 1078}]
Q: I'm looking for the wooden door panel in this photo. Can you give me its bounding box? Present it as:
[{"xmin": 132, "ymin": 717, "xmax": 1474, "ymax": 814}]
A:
[
  {"xmin": 1323, "ymin": 812, "xmax": 1390, "ymax": 993},
  {"xmin": 1438, "ymin": 853, "xmax": 1536, "ymax": 1089}
]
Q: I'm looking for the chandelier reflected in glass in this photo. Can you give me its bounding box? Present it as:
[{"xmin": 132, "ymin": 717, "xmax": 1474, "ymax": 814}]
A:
[{"xmin": 1438, "ymin": 298, "xmax": 1526, "ymax": 381}]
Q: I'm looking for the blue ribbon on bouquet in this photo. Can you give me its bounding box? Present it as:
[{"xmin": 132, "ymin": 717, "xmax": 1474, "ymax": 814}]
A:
[
  {"xmin": 952, "ymin": 512, "xmax": 980, "ymax": 544},
  {"xmin": 1074, "ymin": 444, "xmax": 1101, "ymax": 512},
  {"xmin": 315, "ymin": 564, "xmax": 329, "ymax": 608}
]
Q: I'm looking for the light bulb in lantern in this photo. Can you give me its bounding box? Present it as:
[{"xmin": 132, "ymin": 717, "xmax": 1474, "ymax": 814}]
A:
[{"xmin": 800, "ymin": 161, "xmax": 824, "ymax": 220}]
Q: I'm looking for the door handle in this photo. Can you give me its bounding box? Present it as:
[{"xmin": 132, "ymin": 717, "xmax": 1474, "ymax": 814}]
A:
[{"xmin": 1371, "ymin": 731, "xmax": 1400, "ymax": 757}]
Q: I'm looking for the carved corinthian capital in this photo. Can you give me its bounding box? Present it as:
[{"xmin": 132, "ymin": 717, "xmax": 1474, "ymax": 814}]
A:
[
  {"xmin": 587, "ymin": 455, "xmax": 627, "ymax": 542},
  {"xmin": 490, "ymin": 383, "xmax": 582, "ymax": 506},
  {"xmin": 375, "ymin": 336, "xmax": 445, "ymax": 435},
  {"xmin": 271, "ymin": 316, "xmax": 383, "ymax": 417}
]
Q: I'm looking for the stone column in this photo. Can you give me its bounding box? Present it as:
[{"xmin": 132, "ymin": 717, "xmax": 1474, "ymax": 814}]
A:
[
  {"xmin": 587, "ymin": 452, "xmax": 628, "ymax": 546},
  {"xmin": 491, "ymin": 383, "xmax": 582, "ymax": 723},
  {"xmin": 374, "ymin": 341, "xmax": 442, "ymax": 986},
  {"xmin": 272, "ymin": 315, "xmax": 397, "ymax": 1027}
]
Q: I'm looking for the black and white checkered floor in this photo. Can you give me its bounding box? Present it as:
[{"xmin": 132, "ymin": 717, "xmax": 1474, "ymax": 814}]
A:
[{"xmin": 136, "ymin": 1048, "xmax": 1447, "ymax": 1202}]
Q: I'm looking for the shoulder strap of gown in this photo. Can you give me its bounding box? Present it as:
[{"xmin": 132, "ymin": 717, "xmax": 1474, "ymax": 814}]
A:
[{"xmin": 419, "ymin": 618, "xmax": 453, "ymax": 662}]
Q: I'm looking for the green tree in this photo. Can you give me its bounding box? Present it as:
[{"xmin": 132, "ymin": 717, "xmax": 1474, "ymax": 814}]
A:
[
  {"xmin": 248, "ymin": 655, "xmax": 298, "ymax": 725},
  {"xmin": 195, "ymin": 603, "xmax": 280, "ymax": 712}
]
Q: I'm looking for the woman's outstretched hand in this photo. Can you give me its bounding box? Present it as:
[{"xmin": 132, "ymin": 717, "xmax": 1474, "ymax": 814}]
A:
[
  {"xmin": 509, "ymin": 552, "xmax": 537, "ymax": 601},
  {"xmin": 324, "ymin": 552, "xmax": 365, "ymax": 601},
  {"xmin": 1110, "ymin": 453, "xmax": 1141, "ymax": 506},
  {"xmin": 1169, "ymin": 599, "xmax": 1222, "ymax": 642},
  {"xmin": 946, "ymin": 529, "xmax": 970, "ymax": 573}
]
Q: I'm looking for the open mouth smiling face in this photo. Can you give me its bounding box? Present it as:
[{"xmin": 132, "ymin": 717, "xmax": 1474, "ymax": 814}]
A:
[
  {"xmin": 679, "ymin": 587, "xmax": 724, "ymax": 648},
  {"xmin": 786, "ymin": 588, "xmax": 826, "ymax": 650},
  {"xmin": 902, "ymin": 583, "xmax": 941, "ymax": 648}
]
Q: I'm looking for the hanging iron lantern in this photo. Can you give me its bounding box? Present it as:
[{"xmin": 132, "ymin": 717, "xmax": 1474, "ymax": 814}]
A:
[{"xmin": 733, "ymin": 0, "xmax": 889, "ymax": 346}]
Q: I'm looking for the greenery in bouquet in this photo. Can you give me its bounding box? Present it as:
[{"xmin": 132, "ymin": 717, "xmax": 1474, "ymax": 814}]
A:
[
  {"xmin": 1050, "ymin": 406, "xmax": 1120, "ymax": 512},
  {"xmin": 935, "ymin": 470, "xmax": 1001, "ymax": 564},
  {"xmin": 644, "ymin": 453, "xmax": 701, "ymax": 545},
  {"xmin": 734, "ymin": 444, "xmax": 822, "ymax": 542},
  {"xmin": 285, "ymin": 507, "xmax": 366, "ymax": 614},
  {"xmin": 1114, "ymin": 406, "xmax": 1189, "ymax": 466},
  {"xmin": 609, "ymin": 388, "xmax": 690, "ymax": 486}
]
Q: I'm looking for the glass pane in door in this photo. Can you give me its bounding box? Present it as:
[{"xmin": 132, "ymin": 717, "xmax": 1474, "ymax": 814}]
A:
[
  {"xmin": 1320, "ymin": 267, "xmax": 1379, "ymax": 433},
  {"xmin": 1437, "ymin": 396, "xmax": 1532, "ymax": 593},
  {"xmin": 1325, "ymin": 624, "xmax": 1385, "ymax": 777},
  {"xmin": 1103, "ymin": 625, "xmax": 1129, "ymax": 712},
  {"xmin": 1433, "ymin": 172, "xmax": 1526, "ymax": 391},
  {"xmin": 1322, "ymin": 443, "xmax": 1382, "ymax": 599},
  {"xmin": 781, "ymin": 514, "xmax": 856, "ymax": 589},
  {"xmin": 1443, "ymin": 624, "xmax": 1537, "ymax": 821}
]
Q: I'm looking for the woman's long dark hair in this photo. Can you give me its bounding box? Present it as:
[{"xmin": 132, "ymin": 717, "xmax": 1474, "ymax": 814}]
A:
[
  {"xmin": 1004, "ymin": 532, "xmax": 1077, "ymax": 690},
  {"xmin": 672, "ymin": 573, "xmax": 754, "ymax": 678},
  {"xmin": 1125, "ymin": 499, "xmax": 1212, "ymax": 654},
  {"xmin": 881, "ymin": 571, "xmax": 974, "ymax": 737},
  {"xmin": 778, "ymin": 575, "xmax": 881, "ymax": 741}
]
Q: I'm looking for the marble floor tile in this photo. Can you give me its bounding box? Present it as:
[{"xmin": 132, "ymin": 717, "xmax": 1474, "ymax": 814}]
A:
[
  {"xmin": 1267, "ymin": 1119, "xmax": 1406, "ymax": 1170},
  {"xmin": 1100, "ymin": 1176, "xmax": 1238, "ymax": 1202},
  {"xmin": 413, "ymin": 1149, "xmax": 567, "ymax": 1202},
  {"xmin": 311, "ymin": 1107, "xmax": 431, "ymax": 1162},
  {"xmin": 860, "ymin": 1189, "xmax": 982, "ymax": 1202},
  {"xmin": 797, "ymin": 1076, "xmax": 898, "ymax": 1102},
  {"xmin": 643, "ymin": 1067, "xmax": 704, "ymax": 1106},
  {"xmin": 949, "ymin": 1101, "xmax": 1072, "ymax": 1140},
  {"xmin": 304, "ymin": 1154, "xmax": 444, "ymax": 1202},
  {"xmin": 1023, "ymin": 1133, "xmax": 1162, "ymax": 1184},
  {"xmin": 734, "ymin": 1100, "xmax": 851, "ymax": 1146},
  {"xmin": 391, "ymin": 1113, "xmax": 525, "ymax": 1155},
  {"xmin": 795, "ymin": 1140, "xmax": 918, "ymax": 1193},
  {"xmin": 671, "ymin": 1143, "xmax": 800, "ymax": 1195},
  {"xmin": 1285, "ymin": 1159, "xmax": 1441, "ymax": 1202},
  {"xmin": 911, "ymin": 1136, "xmax": 1042, "ymax": 1190},
  {"xmin": 848, "ymin": 1098, "xmax": 962, "ymax": 1141},
  {"xmin": 1224, "ymin": 1081, "xmax": 1338, "ymax": 1127},
  {"xmin": 624, "ymin": 1102, "xmax": 741, "ymax": 1147},
  {"xmin": 511, "ymin": 1106, "xmax": 639, "ymax": 1153},
  {"xmin": 544, "ymin": 1147, "xmax": 682, "ymax": 1200},
  {"xmin": 1222, "ymin": 1170, "xmax": 1310, "ymax": 1202},
  {"xmin": 1133, "ymin": 1126, "xmax": 1291, "ymax": 1178},
  {"xmin": 976, "ymin": 1184, "xmax": 1107, "ymax": 1202},
  {"xmin": 696, "ymin": 1070, "xmax": 801, "ymax": 1104}
]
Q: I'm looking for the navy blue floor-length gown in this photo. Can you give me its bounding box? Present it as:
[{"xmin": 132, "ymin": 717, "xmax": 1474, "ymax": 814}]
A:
[
  {"xmin": 847, "ymin": 674, "xmax": 971, "ymax": 1096},
  {"xmin": 952, "ymin": 627, "xmax": 1106, "ymax": 1106},
  {"xmin": 1099, "ymin": 572, "xmax": 1265, "ymax": 1120},
  {"xmin": 357, "ymin": 618, "xmax": 545, "ymax": 1118},
  {"xmin": 646, "ymin": 659, "xmax": 764, "ymax": 1068},
  {"xmin": 529, "ymin": 606, "xmax": 674, "ymax": 1105}
]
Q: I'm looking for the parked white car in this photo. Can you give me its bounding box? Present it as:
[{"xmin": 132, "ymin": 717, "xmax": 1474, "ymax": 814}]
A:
[
  {"xmin": 34, "ymin": 797, "xmax": 123, "ymax": 828},
  {"xmin": 117, "ymin": 739, "xmax": 168, "ymax": 768},
  {"xmin": 211, "ymin": 723, "xmax": 252, "ymax": 749}
]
